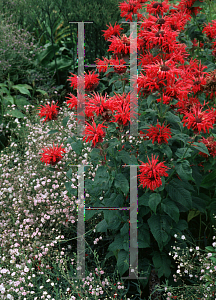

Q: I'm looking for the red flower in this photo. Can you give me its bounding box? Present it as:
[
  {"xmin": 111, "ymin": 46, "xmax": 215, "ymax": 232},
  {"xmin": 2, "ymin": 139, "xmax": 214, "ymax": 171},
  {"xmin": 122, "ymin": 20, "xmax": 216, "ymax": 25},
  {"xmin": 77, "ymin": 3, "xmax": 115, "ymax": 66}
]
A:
[
  {"xmin": 86, "ymin": 92, "xmax": 113, "ymax": 121},
  {"xmin": 145, "ymin": 120, "xmax": 172, "ymax": 144},
  {"xmin": 203, "ymin": 20, "xmax": 216, "ymax": 40},
  {"xmin": 146, "ymin": 1, "xmax": 170, "ymax": 16},
  {"xmin": 95, "ymin": 56, "xmax": 110, "ymax": 73},
  {"xmin": 108, "ymin": 34, "xmax": 130, "ymax": 58},
  {"xmin": 40, "ymin": 143, "xmax": 66, "ymax": 166},
  {"xmin": 102, "ymin": 22, "xmax": 123, "ymax": 40},
  {"xmin": 38, "ymin": 101, "xmax": 59, "ymax": 123},
  {"xmin": 198, "ymin": 136, "xmax": 216, "ymax": 158},
  {"xmin": 138, "ymin": 154, "xmax": 170, "ymax": 191},
  {"xmin": 67, "ymin": 71, "xmax": 99, "ymax": 92},
  {"xmin": 182, "ymin": 104, "xmax": 215, "ymax": 134},
  {"xmin": 109, "ymin": 57, "xmax": 127, "ymax": 75},
  {"xmin": 119, "ymin": 0, "xmax": 143, "ymax": 22},
  {"xmin": 65, "ymin": 92, "xmax": 94, "ymax": 119},
  {"xmin": 82, "ymin": 120, "xmax": 108, "ymax": 148}
]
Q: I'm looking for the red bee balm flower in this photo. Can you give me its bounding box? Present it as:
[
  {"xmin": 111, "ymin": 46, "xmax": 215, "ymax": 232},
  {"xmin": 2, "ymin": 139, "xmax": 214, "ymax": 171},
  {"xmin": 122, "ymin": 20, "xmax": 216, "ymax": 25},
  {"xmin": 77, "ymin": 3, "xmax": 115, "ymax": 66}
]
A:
[
  {"xmin": 40, "ymin": 143, "xmax": 66, "ymax": 166},
  {"xmin": 182, "ymin": 104, "xmax": 215, "ymax": 134},
  {"xmin": 67, "ymin": 71, "xmax": 99, "ymax": 92},
  {"xmin": 198, "ymin": 136, "xmax": 216, "ymax": 158},
  {"xmin": 145, "ymin": 120, "xmax": 172, "ymax": 144},
  {"xmin": 138, "ymin": 154, "xmax": 170, "ymax": 191},
  {"xmin": 102, "ymin": 22, "xmax": 123, "ymax": 40},
  {"xmin": 82, "ymin": 120, "xmax": 108, "ymax": 148},
  {"xmin": 38, "ymin": 101, "xmax": 59, "ymax": 122}
]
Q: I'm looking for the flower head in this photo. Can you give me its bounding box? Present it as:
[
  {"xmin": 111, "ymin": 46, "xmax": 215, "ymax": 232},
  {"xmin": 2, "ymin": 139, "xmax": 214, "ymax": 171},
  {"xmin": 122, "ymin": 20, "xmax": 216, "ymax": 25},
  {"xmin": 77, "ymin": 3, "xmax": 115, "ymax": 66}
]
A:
[
  {"xmin": 38, "ymin": 101, "xmax": 59, "ymax": 122},
  {"xmin": 67, "ymin": 71, "xmax": 99, "ymax": 92},
  {"xmin": 102, "ymin": 22, "xmax": 123, "ymax": 40},
  {"xmin": 138, "ymin": 154, "xmax": 170, "ymax": 191},
  {"xmin": 40, "ymin": 143, "xmax": 66, "ymax": 166},
  {"xmin": 182, "ymin": 104, "xmax": 215, "ymax": 134},
  {"xmin": 82, "ymin": 120, "xmax": 108, "ymax": 148},
  {"xmin": 145, "ymin": 120, "xmax": 172, "ymax": 144}
]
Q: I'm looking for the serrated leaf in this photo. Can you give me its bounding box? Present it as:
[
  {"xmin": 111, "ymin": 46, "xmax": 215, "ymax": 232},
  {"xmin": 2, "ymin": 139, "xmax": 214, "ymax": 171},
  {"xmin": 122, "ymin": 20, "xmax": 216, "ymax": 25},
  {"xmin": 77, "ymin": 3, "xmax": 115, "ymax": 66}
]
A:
[
  {"xmin": 161, "ymin": 199, "xmax": 179, "ymax": 223},
  {"xmin": 200, "ymin": 169, "xmax": 216, "ymax": 188},
  {"xmin": 174, "ymin": 160, "xmax": 194, "ymax": 181},
  {"xmin": 114, "ymin": 173, "xmax": 129, "ymax": 195},
  {"xmin": 148, "ymin": 214, "xmax": 170, "ymax": 251},
  {"xmin": 192, "ymin": 142, "xmax": 209, "ymax": 156},
  {"xmin": 152, "ymin": 251, "xmax": 171, "ymax": 278},
  {"xmin": 148, "ymin": 193, "xmax": 161, "ymax": 214},
  {"xmin": 117, "ymin": 250, "xmax": 129, "ymax": 276},
  {"xmin": 166, "ymin": 179, "xmax": 192, "ymax": 210},
  {"xmin": 175, "ymin": 148, "xmax": 192, "ymax": 159},
  {"xmin": 96, "ymin": 219, "xmax": 108, "ymax": 233}
]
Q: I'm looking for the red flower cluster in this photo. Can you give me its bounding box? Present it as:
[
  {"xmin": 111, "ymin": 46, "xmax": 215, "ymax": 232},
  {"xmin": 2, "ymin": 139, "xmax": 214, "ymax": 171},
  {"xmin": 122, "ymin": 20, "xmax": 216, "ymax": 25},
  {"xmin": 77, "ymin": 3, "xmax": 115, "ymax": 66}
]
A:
[
  {"xmin": 67, "ymin": 71, "xmax": 99, "ymax": 92},
  {"xmin": 138, "ymin": 154, "xmax": 170, "ymax": 191},
  {"xmin": 82, "ymin": 120, "xmax": 108, "ymax": 148},
  {"xmin": 182, "ymin": 104, "xmax": 215, "ymax": 134},
  {"xmin": 203, "ymin": 20, "xmax": 216, "ymax": 40},
  {"xmin": 102, "ymin": 22, "xmax": 123, "ymax": 40},
  {"xmin": 142, "ymin": 120, "xmax": 172, "ymax": 144},
  {"xmin": 38, "ymin": 101, "xmax": 59, "ymax": 123},
  {"xmin": 119, "ymin": 0, "xmax": 143, "ymax": 22},
  {"xmin": 39, "ymin": 143, "xmax": 66, "ymax": 166}
]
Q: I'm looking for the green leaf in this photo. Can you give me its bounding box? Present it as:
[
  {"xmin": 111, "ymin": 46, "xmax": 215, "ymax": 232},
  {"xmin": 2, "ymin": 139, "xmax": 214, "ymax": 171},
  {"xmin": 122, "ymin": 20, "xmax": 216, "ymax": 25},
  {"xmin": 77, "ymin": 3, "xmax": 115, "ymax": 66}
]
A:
[
  {"xmin": 14, "ymin": 97, "xmax": 30, "ymax": 109},
  {"xmin": 108, "ymin": 235, "xmax": 124, "ymax": 252},
  {"xmin": 200, "ymin": 169, "xmax": 216, "ymax": 188},
  {"xmin": 175, "ymin": 148, "xmax": 192, "ymax": 159},
  {"xmin": 4, "ymin": 95, "xmax": 14, "ymax": 105},
  {"xmin": 66, "ymin": 168, "xmax": 73, "ymax": 180},
  {"xmin": 148, "ymin": 193, "xmax": 161, "ymax": 214},
  {"xmin": 152, "ymin": 251, "xmax": 171, "ymax": 278},
  {"xmin": 5, "ymin": 109, "xmax": 25, "ymax": 118},
  {"xmin": 147, "ymin": 94, "xmax": 157, "ymax": 108},
  {"xmin": 148, "ymin": 214, "xmax": 170, "ymax": 251},
  {"xmin": 187, "ymin": 210, "xmax": 200, "ymax": 222},
  {"xmin": 71, "ymin": 140, "xmax": 83, "ymax": 155},
  {"xmin": 161, "ymin": 199, "xmax": 179, "ymax": 223},
  {"xmin": 174, "ymin": 160, "xmax": 194, "ymax": 181},
  {"xmin": 192, "ymin": 142, "xmax": 209, "ymax": 156},
  {"xmin": 85, "ymin": 209, "xmax": 97, "ymax": 221},
  {"xmin": 138, "ymin": 223, "xmax": 150, "ymax": 248},
  {"xmin": 139, "ymin": 192, "xmax": 150, "ymax": 206},
  {"xmin": 161, "ymin": 144, "xmax": 172, "ymax": 160},
  {"xmin": 104, "ymin": 67, "xmax": 115, "ymax": 76},
  {"xmin": 12, "ymin": 85, "xmax": 31, "ymax": 97},
  {"xmin": 103, "ymin": 211, "xmax": 121, "ymax": 230},
  {"xmin": 166, "ymin": 179, "xmax": 192, "ymax": 210},
  {"xmin": 65, "ymin": 181, "xmax": 77, "ymax": 196},
  {"xmin": 48, "ymin": 130, "xmax": 59, "ymax": 135},
  {"xmin": 165, "ymin": 111, "xmax": 181, "ymax": 124},
  {"xmin": 62, "ymin": 116, "xmax": 70, "ymax": 128},
  {"xmin": 96, "ymin": 219, "xmax": 108, "ymax": 233},
  {"xmin": 114, "ymin": 173, "xmax": 129, "ymax": 195},
  {"xmin": 36, "ymin": 89, "xmax": 48, "ymax": 95},
  {"xmin": 117, "ymin": 250, "xmax": 129, "ymax": 276}
]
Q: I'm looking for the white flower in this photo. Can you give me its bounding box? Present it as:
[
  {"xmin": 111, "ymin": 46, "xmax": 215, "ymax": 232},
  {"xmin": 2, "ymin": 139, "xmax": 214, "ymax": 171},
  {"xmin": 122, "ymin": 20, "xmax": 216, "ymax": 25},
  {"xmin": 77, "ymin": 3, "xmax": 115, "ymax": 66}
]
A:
[{"xmin": 181, "ymin": 235, "xmax": 185, "ymax": 240}]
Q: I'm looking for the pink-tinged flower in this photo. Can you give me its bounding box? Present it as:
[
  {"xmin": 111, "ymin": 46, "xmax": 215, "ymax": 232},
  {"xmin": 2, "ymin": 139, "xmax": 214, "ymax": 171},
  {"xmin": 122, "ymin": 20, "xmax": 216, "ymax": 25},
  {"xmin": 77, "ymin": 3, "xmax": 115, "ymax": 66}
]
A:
[
  {"xmin": 197, "ymin": 136, "xmax": 216, "ymax": 158},
  {"xmin": 138, "ymin": 154, "xmax": 170, "ymax": 191},
  {"xmin": 67, "ymin": 71, "xmax": 99, "ymax": 92},
  {"xmin": 39, "ymin": 143, "xmax": 66, "ymax": 166},
  {"xmin": 182, "ymin": 104, "xmax": 215, "ymax": 134},
  {"xmin": 38, "ymin": 101, "xmax": 59, "ymax": 122},
  {"xmin": 144, "ymin": 120, "xmax": 172, "ymax": 144},
  {"xmin": 82, "ymin": 120, "xmax": 108, "ymax": 148},
  {"xmin": 102, "ymin": 22, "xmax": 123, "ymax": 40}
]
